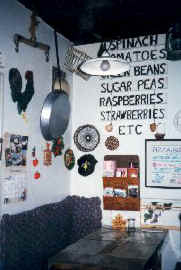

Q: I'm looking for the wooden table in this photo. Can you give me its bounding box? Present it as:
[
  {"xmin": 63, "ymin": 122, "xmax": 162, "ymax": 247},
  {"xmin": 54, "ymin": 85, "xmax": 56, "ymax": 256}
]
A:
[{"xmin": 48, "ymin": 227, "xmax": 167, "ymax": 270}]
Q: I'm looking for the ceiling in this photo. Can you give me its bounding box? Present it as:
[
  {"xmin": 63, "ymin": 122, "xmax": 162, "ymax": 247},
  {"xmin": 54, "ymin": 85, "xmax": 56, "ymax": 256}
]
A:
[{"xmin": 17, "ymin": 0, "xmax": 181, "ymax": 45}]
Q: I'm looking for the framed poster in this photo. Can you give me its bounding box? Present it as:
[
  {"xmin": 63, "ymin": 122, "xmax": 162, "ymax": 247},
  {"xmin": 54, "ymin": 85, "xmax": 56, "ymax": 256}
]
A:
[
  {"xmin": 2, "ymin": 174, "xmax": 27, "ymax": 204},
  {"xmin": 141, "ymin": 198, "xmax": 181, "ymax": 230},
  {"xmin": 145, "ymin": 139, "xmax": 181, "ymax": 188}
]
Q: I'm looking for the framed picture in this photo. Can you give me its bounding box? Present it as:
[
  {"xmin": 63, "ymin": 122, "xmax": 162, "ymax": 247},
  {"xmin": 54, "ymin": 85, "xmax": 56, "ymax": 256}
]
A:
[
  {"xmin": 145, "ymin": 139, "xmax": 181, "ymax": 188},
  {"xmin": 141, "ymin": 198, "xmax": 181, "ymax": 230}
]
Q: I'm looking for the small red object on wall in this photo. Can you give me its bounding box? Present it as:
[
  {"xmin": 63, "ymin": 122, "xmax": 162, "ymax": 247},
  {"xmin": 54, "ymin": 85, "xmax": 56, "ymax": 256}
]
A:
[
  {"xmin": 33, "ymin": 158, "xmax": 38, "ymax": 167},
  {"xmin": 32, "ymin": 146, "xmax": 39, "ymax": 167},
  {"xmin": 44, "ymin": 143, "xmax": 52, "ymax": 166},
  {"xmin": 34, "ymin": 171, "xmax": 40, "ymax": 179}
]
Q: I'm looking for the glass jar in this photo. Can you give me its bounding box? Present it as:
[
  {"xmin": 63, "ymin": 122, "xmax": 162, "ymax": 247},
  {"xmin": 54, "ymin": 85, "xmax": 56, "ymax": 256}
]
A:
[{"xmin": 127, "ymin": 218, "xmax": 136, "ymax": 232}]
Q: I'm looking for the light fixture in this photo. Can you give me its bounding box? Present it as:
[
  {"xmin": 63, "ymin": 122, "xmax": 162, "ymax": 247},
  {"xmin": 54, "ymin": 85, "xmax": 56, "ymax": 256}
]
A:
[
  {"xmin": 166, "ymin": 22, "xmax": 181, "ymax": 60},
  {"xmin": 78, "ymin": 41, "xmax": 130, "ymax": 76}
]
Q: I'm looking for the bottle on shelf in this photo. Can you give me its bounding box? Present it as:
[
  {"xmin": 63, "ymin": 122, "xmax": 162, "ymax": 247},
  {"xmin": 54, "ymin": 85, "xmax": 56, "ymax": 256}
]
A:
[{"xmin": 127, "ymin": 160, "xmax": 138, "ymax": 178}]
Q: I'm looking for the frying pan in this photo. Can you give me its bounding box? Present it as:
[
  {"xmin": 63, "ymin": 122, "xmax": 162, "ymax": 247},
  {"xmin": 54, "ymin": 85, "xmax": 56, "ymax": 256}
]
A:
[{"xmin": 40, "ymin": 31, "xmax": 70, "ymax": 141}]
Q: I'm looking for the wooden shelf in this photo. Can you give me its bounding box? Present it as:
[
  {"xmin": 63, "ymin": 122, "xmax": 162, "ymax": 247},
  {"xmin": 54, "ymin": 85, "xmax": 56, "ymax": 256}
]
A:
[
  {"xmin": 103, "ymin": 155, "xmax": 140, "ymax": 211},
  {"xmin": 103, "ymin": 177, "xmax": 139, "ymax": 189},
  {"xmin": 103, "ymin": 177, "xmax": 140, "ymax": 211},
  {"xmin": 103, "ymin": 196, "xmax": 140, "ymax": 211}
]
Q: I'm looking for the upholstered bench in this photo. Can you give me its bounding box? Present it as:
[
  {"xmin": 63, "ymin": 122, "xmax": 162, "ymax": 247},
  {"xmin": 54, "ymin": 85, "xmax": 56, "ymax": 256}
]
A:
[{"xmin": 0, "ymin": 195, "xmax": 102, "ymax": 270}]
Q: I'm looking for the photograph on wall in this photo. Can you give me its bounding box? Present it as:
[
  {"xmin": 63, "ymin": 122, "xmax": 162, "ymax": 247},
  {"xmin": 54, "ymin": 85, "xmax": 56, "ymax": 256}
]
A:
[
  {"xmin": 4, "ymin": 134, "xmax": 28, "ymax": 167},
  {"xmin": 1, "ymin": 133, "xmax": 29, "ymax": 204},
  {"xmin": 2, "ymin": 174, "xmax": 27, "ymax": 204},
  {"xmin": 141, "ymin": 199, "xmax": 181, "ymax": 230},
  {"xmin": 145, "ymin": 139, "xmax": 181, "ymax": 188}
]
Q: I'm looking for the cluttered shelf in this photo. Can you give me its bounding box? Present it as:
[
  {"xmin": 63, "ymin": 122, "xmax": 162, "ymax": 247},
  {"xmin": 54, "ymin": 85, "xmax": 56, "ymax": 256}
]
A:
[
  {"xmin": 103, "ymin": 196, "xmax": 140, "ymax": 211},
  {"xmin": 103, "ymin": 177, "xmax": 140, "ymax": 211},
  {"xmin": 103, "ymin": 177, "xmax": 139, "ymax": 187}
]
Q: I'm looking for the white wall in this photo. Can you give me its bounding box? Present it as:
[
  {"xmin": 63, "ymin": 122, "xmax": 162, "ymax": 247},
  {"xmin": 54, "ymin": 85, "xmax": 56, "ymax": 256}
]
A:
[
  {"xmin": 71, "ymin": 35, "xmax": 181, "ymax": 226},
  {"xmin": 0, "ymin": 0, "xmax": 73, "ymax": 214},
  {"xmin": 71, "ymin": 36, "xmax": 181, "ymax": 269}
]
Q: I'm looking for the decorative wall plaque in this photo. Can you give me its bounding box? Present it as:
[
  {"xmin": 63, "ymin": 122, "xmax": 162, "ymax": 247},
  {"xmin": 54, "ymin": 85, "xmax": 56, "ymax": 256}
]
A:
[
  {"xmin": 64, "ymin": 149, "xmax": 75, "ymax": 170},
  {"xmin": 105, "ymin": 136, "xmax": 119, "ymax": 151},
  {"xmin": 77, "ymin": 154, "xmax": 97, "ymax": 176},
  {"xmin": 74, "ymin": 124, "xmax": 100, "ymax": 152}
]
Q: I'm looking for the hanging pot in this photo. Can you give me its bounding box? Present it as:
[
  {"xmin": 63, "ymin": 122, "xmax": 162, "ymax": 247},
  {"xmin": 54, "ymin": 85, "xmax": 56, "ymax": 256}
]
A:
[
  {"xmin": 40, "ymin": 30, "xmax": 71, "ymax": 141},
  {"xmin": 40, "ymin": 90, "xmax": 70, "ymax": 140}
]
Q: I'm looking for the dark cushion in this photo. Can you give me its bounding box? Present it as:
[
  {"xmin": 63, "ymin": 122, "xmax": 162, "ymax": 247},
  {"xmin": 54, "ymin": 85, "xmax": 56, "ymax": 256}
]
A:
[
  {"xmin": 175, "ymin": 262, "xmax": 181, "ymax": 270},
  {"xmin": 2, "ymin": 204, "xmax": 52, "ymax": 269},
  {"xmin": 69, "ymin": 196, "xmax": 102, "ymax": 243},
  {"xmin": 1, "ymin": 199, "xmax": 70, "ymax": 269},
  {"xmin": 0, "ymin": 195, "xmax": 102, "ymax": 270}
]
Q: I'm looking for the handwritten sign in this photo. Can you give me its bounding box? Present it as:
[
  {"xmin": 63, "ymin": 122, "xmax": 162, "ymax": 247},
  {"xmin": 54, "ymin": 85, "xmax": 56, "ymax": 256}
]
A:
[
  {"xmin": 145, "ymin": 139, "xmax": 181, "ymax": 188},
  {"xmin": 98, "ymin": 34, "xmax": 168, "ymax": 136}
]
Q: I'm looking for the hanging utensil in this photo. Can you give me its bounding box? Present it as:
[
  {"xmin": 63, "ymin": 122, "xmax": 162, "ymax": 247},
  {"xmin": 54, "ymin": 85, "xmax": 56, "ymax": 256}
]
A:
[
  {"xmin": 105, "ymin": 87, "xmax": 113, "ymax": 132},
  {"xmin": 40, "ymin": 30, "xmax": 70, "ymax": 141}
]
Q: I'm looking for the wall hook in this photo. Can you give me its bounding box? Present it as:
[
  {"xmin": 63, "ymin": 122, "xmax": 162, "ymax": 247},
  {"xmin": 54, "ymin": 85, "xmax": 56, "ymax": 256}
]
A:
[
  {"xmin": 13, "ymin": 12, "xmax": 50, "ymax": 62},
  {"xmin": 13, "ymin": 34, "xmax": 50, "ymax": 62}
]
